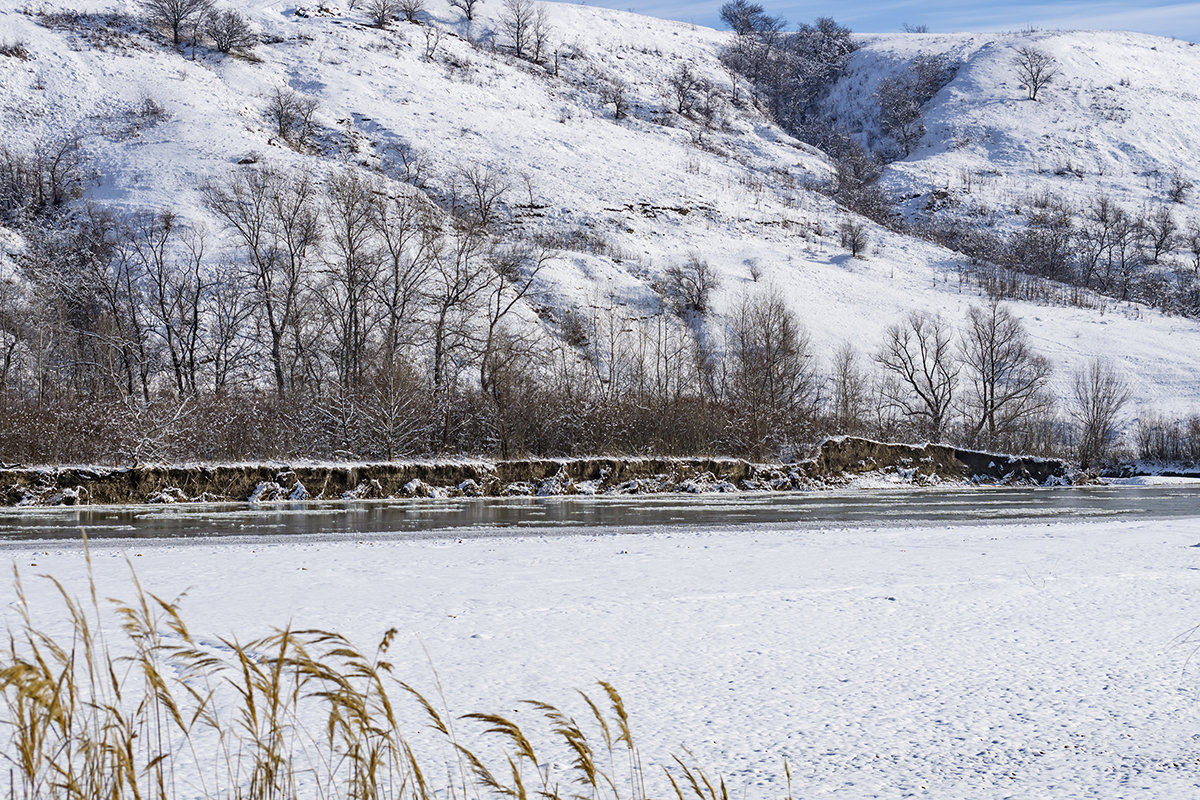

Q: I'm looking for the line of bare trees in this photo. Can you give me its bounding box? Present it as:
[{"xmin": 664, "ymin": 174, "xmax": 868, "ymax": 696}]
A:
[
  {"xmin": 0, "ymin": 140, "xmax": 1162, "ymax": 469},
  {"xmin": 921, "ymin": 191, "xmax": 1200, "ymax": 317},
  {"xmin": 0, "ymin": 181, "xmax": 1143, "ymax": 470}
]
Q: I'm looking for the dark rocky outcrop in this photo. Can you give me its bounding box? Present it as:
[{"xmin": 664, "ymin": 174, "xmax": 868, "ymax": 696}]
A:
[{"xmin": 0, "ymin": 437, "xmax": 1071, "ymax": 506}]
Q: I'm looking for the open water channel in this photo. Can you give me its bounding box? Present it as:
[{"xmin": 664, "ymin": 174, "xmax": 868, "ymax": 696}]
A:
[{"xmin": 2, "ymin": 482, "xmax": 1199, "ymax": 542}]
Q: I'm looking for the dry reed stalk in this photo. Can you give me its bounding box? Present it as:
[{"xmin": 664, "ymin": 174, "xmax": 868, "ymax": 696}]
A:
[{"xmin": 1, "ymin": 551, "xmax": 775, "ymax": 800}]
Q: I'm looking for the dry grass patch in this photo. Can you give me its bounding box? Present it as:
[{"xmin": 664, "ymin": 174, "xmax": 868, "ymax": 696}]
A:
[{"xmin": 0, "ymin": 539, "xmax": 788, "ymax": 800}]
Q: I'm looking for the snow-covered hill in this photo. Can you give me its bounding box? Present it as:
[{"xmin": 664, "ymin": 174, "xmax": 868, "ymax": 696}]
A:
[
  {"xmin": 2, "ymin": 0, "xmax": 1199, "ymax": 420},
  {"xmin": 836, "ymin": 30, "xmax": 1200, "ymax": 225}
]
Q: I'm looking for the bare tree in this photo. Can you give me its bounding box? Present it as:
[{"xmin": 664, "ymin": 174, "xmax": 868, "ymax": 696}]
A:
[
  {"xmin": 960, "ymin": 302, "xmax": 1053, "ymax": 448},
  {"xmin": 530, "ymin": 4, "xmax": 551, "ymax": 62},
  {"xmin": 480, "ymin": 242, "xmax": 551, "ymax": 394},
  {"xmin": 359, "ymin": 359, "xmax": 429, "ymax": 458},
  {"xmin": 398, "ymin": 0, "xmax": 425, "ymax": 22},
  {"xmin": 599, "ymin": 77, "xmax": 630, "ymax": 120},
  {"xmin": 719, "ymin": 0, "xmax": 784, "ymax": 37},
  {"xmin": 478, "ymin": 326, "xmax": 546, "ymax": 458},
  {"xmin": 828, "ymin": 341, "xmax": 867, "ymax": 434},
  {"xmin": 142, "ymin": 0, "xmax": 213, "ymax": 45},
  {"xmin": 500, "ymin": 0, "xmax": 534, "ymax": 59},
  {"xmin": 1013, "ymin": 45, "xmax": 1058, "ymax": 101},
  {"xmin": 452, "ymin": 163, "xmax": 509, "ymax": 229},
  {"xmin": 725, "ymin": 290, "xmax": 816, "ymax": 459},
  {"xmin": 321, "ymin": 170, "xmax": 382, "ymax": 389},
  {"xmin": 839, "ymin": 218, "xmax": 868, "ymax": 257},
  {"xmin": 662, "ymin": 255, "xmax": 719, "ymax": 319},
  {"xmin": 129, "ymin": 210, "xmax": 209, "ymax": 395},
  {"xmin": 449, "ymin": 0, "xmax": 479, "ymax": 21},
  {"xmin": 204, "ymin": 167, "xmax": 321, "ymax": 393},
  {"xmin": 1071, "ymin": 359, "xmax": 1130, "ymax": 468},
  {"xmin": 205, "ymin": 8, "xmax": 257, "ymax": 53},
  {"xmin": 422, "ymin": 25, "xmax": 442, "ymax": 60},
  {"xmin": 666, "ymin": 63, "xmax": 701, "ymax": 115},
  {"xmin": 380, "ymin": 140, "xmax": 431, "ymax": 189},
  {"xmin": 1143, "ymin": 205, "xmax": 1177, "ymax": 264},
  {"xmin": 371, "ymin": 191, "xmax": 436, "ymax": 363},
  {"xmin": 364, "ymin": 0, "xmax": 400, "ymax": 27},
  {"xmin": 875, "ymin": 311, "xmax": 958, "ymax": 441},
  {"xmin": 204, "ymin": 261, "xmax": 253, "ymax": 393},
  {"xmin": 265, "ymin": 86, "xmax": 319, "ymax": 146},
  {"xmin": 426, "ymin": 222, "xmax": 493, "ymax": 398},
  {"xmin": 1186, "ymin": 219, "xmax": 1200, "ymax": 276}
]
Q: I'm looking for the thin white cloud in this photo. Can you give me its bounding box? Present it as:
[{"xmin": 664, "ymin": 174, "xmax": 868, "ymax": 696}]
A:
[{"xmin": 924, "ymin": 1, "xmax": 1200, "ymax": 37}]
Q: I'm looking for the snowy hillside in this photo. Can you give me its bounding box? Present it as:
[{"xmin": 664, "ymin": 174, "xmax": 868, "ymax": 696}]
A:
[
  {"xmin": 2, "ymin": 0, "xmax": 1200, "ymax": 452},
  {"xmin": 835, "ymin": 31, "xmax": 1200, "ymax": 222}
]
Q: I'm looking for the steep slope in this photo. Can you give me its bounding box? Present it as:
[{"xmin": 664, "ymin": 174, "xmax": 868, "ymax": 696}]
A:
[
  {"xmin": 2, "ymin": 2, "xmax": 1200, "ymax": 422},
  {"xmin": 847, "ymin": 30, "xmax": 1200, "ymax": 217}
]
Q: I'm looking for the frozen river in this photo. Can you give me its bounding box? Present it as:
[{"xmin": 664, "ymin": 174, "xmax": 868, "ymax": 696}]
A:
[{"xmin": 3, "ymin": 481, "xmax": 1200, "ymax": 541}]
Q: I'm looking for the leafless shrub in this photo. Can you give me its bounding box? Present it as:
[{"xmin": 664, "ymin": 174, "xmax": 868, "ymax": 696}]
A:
[
  {"xmin": 36, "ymin": 10, "xmax": 145, "ymax": 52},
  {"xmin": 1168, "ymin": 170, "xmax": 1192, "ymax": 204},
  {"xmin": 1134, "ymin": 412, "xmax": 1200, "ymax": 464},
  {"xmin": 422, "ymin": 24, "xmax": 442, "ymax": 60},
  {"xmin": 536, "ymin": 227, "xmax": 623, "ymax": 259},
  {"xmin": 398, "ymin": 0, "xmax": 425, "ymax": 22},
  {"xmin": 141, "ymin": 0, "xmax": 213, "ymax": 45},
  {"xmin": 559, "ymin": 307, "xmax": 589, "ymax": 347},
  {"xmin": 662, "ymin": 254, "xmax": 719, "ymax": 318},
  {"xmin": 666, "ymin": 62, "xmax": 701, "ymax": 115},
  {"xmin": 0, "ymin": 136, "xmax": 87, "ymax": 222},
  {"xmin": 0, "ymin": 39, "xmax": 31, "ymax": 59},
  {"xmin": 134, "ymin": 95, "xmax": 170, "ymax": 124},
  {"xmin": 380, "ymin": 139, "xmax": 431, "ymax": 189},
  {"xmin": 205, "ymin": 7, "xmax": 257, "ymax": 52},
  {"xmin": 599, "ymin": 77, "xmax": 631, "ymax": 120},
  {"xmin": 265, "ymin": 86, "xmax": 319, "ymax": 145},
  {"xmin": 364, "ymin": 0, "xmax": 400, "ymax": 27}
]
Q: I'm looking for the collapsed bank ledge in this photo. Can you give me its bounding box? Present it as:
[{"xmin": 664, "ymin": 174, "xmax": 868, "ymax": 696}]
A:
[{"xmin": 0, "ymin": 437, "xmax": 1071, "ymax": 507}]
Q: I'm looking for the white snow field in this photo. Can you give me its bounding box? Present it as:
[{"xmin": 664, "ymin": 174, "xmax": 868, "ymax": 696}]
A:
[
  {"xmin": 3, "ymin": 2, "xmax": 1200, "ymax": 415},
  {"xmin": 7, "ymin": 512, "xmax": 1200, "ymax": 798}
]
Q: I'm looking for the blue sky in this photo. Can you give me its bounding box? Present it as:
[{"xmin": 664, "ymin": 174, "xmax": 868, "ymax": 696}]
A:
[{"xmin": 579, "ymin": 1, "xmax": 1200, "ymax": 41}]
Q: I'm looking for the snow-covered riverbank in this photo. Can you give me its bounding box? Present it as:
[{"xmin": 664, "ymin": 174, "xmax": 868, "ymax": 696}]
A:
[{"xmin": 6, "ymin": 513, "xmax": 1200, "ymax": 798}]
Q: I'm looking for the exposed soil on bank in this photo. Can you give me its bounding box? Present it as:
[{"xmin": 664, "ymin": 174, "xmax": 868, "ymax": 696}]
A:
[{"xmin": 0, "ymin": 437, "xmax": 1071, "ymax": 507}]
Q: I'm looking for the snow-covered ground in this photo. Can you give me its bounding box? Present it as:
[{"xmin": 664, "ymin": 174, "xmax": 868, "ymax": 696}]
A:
[
  {"xmin": 4, "ymin": 2, "xmax": 1200, "ymax": 418},
  {"xmin": 8, "ymin": 511, "xmax": 1200, "ymax": 797}
]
